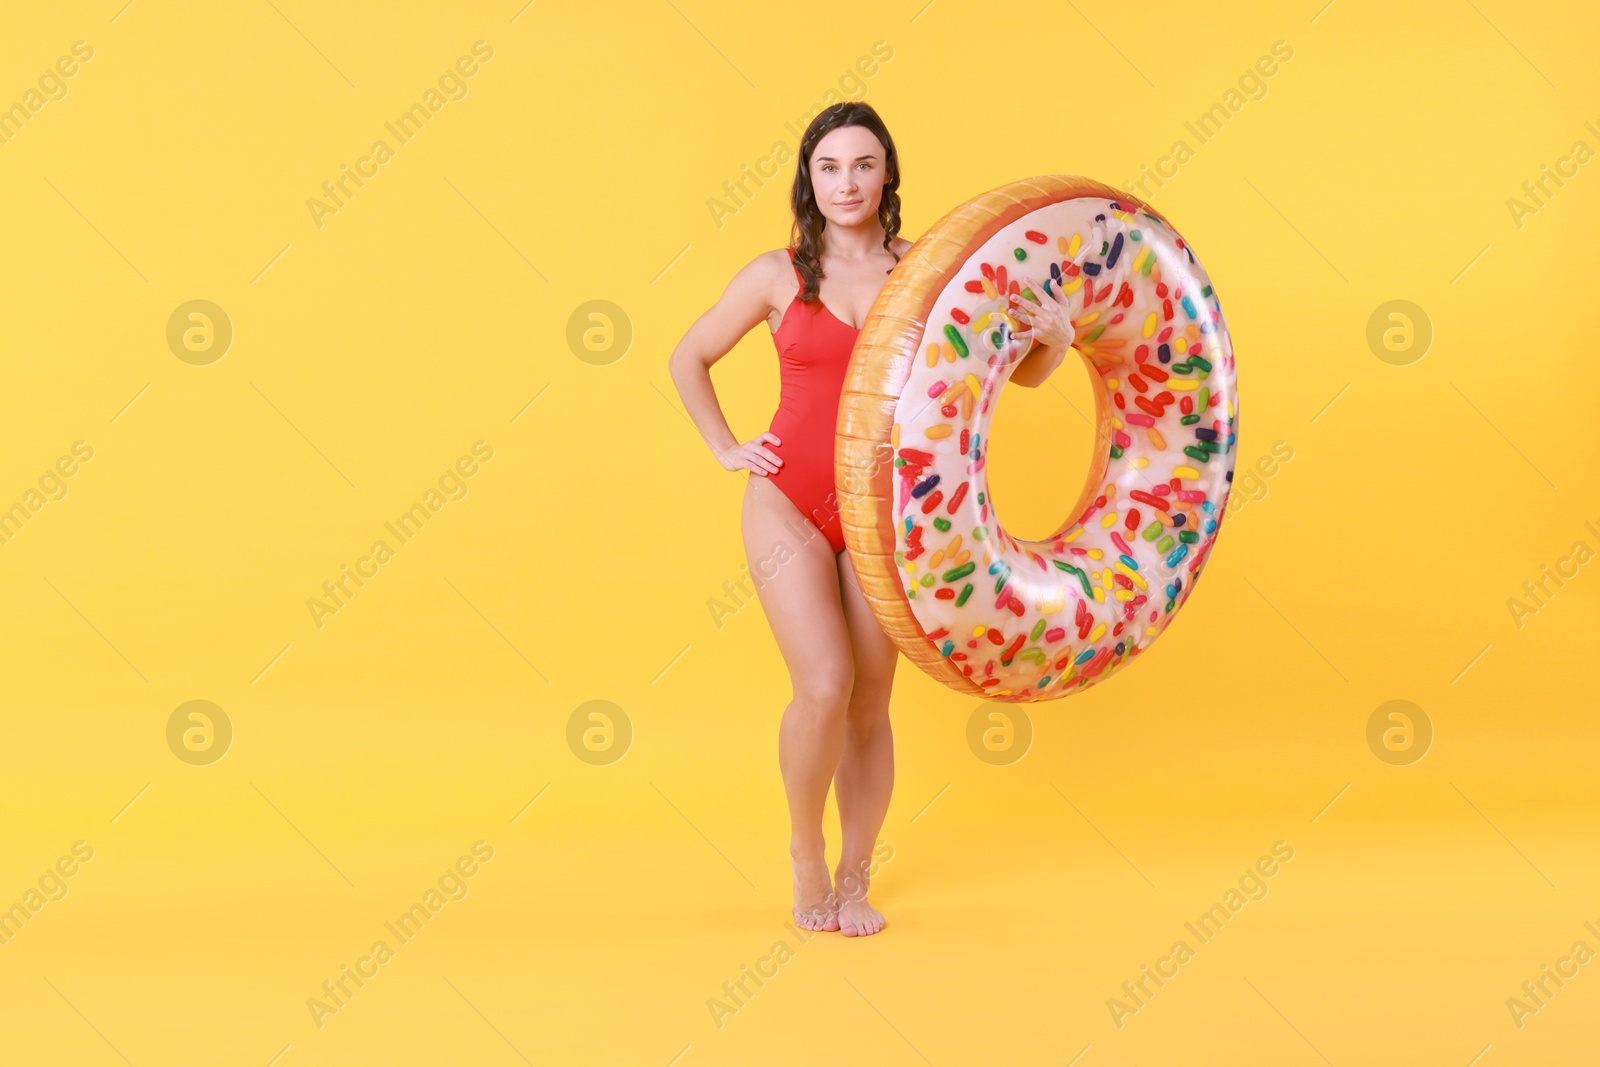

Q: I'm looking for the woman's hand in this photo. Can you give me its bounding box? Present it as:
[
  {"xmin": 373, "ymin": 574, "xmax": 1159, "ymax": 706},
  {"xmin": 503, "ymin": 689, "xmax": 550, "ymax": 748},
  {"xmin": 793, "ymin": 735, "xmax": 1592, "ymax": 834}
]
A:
[
  {"xmin": 718, "ymin": 431, "xmax": 784, "ymax": 476},
  {"xmin": 1012, "ymin": 273, "xmax": 1077, "ymax": 351}
]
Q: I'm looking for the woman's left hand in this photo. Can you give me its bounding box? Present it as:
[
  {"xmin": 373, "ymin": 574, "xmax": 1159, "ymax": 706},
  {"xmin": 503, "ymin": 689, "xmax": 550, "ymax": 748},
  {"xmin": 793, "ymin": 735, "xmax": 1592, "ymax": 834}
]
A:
[{"xmin": 1012, "ymin": 274, "xmax": 1077, "ymax": 351}]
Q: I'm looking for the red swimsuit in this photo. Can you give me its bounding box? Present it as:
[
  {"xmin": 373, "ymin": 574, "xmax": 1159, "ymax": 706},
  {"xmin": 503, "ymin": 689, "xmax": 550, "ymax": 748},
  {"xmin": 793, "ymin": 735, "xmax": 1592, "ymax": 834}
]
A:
[{"xmin": 766, "ymin": 247, "xmax": 859, "ymax": 555}]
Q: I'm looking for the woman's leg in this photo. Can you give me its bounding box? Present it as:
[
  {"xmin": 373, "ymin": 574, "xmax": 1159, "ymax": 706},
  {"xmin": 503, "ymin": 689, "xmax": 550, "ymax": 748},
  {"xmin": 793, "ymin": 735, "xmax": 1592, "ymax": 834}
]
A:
[
  {"xmin": 832, "ymin": 547, "xmax": 897, "ymax": 936},
  {"xmin": 741, "ymin": 474, "xmax": 855, "ymax": 932}
]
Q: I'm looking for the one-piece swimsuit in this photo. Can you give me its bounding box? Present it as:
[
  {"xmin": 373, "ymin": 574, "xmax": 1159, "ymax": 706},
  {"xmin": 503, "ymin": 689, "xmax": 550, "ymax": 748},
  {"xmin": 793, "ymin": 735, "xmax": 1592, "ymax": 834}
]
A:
[{"xmin": 765, "ymin": 247, "xmax": 860, "ymax": 554}]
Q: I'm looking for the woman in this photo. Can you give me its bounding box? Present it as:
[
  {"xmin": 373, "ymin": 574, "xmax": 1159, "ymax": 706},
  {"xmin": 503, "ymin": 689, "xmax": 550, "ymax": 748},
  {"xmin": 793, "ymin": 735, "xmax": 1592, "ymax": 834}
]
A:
[{"xmin": 669, "ymin": 102, "xmax": 1076, "ymax": 936}]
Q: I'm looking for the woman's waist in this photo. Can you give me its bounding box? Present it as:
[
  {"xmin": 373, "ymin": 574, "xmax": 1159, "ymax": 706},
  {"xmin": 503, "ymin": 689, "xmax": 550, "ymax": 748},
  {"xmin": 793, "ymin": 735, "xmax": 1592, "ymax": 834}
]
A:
[
  {"xmin": 767, "ymin": 405, "xmax": 841, "ymax": 454},
  {"xmin": 770, "ymin": 387, "xmax": 845, "ymax": 424}
]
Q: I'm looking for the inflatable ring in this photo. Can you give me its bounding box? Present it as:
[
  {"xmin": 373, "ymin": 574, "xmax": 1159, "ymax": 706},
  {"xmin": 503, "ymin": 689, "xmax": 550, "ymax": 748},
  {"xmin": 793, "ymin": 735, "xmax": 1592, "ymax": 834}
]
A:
[{"xmin": 836, "ymin": 175, "xmax": 1237, "ymax": 701}]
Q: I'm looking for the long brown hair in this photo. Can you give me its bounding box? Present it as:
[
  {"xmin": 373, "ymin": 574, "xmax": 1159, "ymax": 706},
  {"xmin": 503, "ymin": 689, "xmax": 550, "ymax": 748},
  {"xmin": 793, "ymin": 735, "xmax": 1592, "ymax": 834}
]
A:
[{"xmin": 788, "ymin": 101, "xmax": 903, "ymax": 304}]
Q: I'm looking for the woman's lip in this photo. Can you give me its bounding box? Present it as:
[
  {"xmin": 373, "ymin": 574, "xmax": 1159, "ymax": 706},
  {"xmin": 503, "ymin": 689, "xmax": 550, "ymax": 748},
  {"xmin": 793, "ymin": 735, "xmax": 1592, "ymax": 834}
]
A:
[{"xmin": 837, "ymin": 200, "xmax": 862, "ymax": 206}]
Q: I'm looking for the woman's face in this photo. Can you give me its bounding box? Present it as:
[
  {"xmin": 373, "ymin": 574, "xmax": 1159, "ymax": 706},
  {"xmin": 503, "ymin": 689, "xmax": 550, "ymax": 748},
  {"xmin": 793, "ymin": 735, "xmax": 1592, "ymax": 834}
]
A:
[{"xmin": 808, "ymin": 124, "xmax": 889, "ymax": 228}]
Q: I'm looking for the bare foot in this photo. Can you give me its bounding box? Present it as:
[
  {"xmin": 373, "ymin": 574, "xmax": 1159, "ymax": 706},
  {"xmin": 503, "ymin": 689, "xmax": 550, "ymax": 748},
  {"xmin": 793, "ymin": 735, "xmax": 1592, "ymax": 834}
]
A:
[
  {"xmin": 792, "ymin": 843, "xmax": 839, "ymax": 932},
  {"xmin": 834, "ymin": 858, "xmax": 886, "ymax": 937}
]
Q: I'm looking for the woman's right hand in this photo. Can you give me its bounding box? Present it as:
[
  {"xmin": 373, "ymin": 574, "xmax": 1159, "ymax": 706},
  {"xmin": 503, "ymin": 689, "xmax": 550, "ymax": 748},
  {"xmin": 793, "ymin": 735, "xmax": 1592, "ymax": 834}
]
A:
[{"xmin": 718, "ymin": 432, "xmax": 784, "ymax": 476}]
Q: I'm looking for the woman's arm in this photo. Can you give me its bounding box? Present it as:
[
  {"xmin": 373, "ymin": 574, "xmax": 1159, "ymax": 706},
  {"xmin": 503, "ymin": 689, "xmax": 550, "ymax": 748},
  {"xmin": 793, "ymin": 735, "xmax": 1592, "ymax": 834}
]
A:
[
  {"xmin": 1009, "ymin": 339, "xmax": 1069, "ymax": 388},
  {"xmin": 1008, "ymin": 273, "xmax": 1078, "ymax": 388},
  {"xmin": 667, "ymin": 252, "xmax": 785, "ymax": 473}
]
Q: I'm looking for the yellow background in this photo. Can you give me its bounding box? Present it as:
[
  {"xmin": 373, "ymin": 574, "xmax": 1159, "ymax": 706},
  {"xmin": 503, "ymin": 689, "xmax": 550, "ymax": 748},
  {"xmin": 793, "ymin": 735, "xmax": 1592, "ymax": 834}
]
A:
[{"xmin": 2, "ymin": 1, "xmax": 1597, "ymax": 1063}]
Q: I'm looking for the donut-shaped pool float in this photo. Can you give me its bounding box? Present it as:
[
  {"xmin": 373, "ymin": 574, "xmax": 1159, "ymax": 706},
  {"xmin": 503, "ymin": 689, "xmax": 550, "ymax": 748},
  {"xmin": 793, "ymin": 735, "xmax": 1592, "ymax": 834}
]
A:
[{"xmin": 836, "ymin": 175, "xmax": 1237, "ymax": 701}]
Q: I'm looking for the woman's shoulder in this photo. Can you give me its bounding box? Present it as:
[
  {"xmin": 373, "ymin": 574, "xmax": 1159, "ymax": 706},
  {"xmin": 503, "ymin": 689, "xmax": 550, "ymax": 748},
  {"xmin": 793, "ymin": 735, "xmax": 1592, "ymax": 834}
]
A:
[
  {"xmin": 726, "ymin": 247, "xmax": 793, "ymax": 274},
  {"xmin": 733, "ymin": 247, "xmax": 796, "ymax": 287},
  {"xmin": 726, "ymin": 249, "xmax": 799, "ymax": 322},
  {"xmin": 890, "ymin": 235, "xmax": 915, "ymax": 256},
  {"xmin": 720, "ymin": 248, "xmax": 795, "ymax": 300}
]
